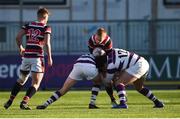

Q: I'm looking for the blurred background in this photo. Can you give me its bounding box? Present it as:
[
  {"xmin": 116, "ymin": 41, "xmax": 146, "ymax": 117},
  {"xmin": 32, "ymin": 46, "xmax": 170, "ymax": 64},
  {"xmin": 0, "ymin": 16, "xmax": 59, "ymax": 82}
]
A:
[{"xmin": 0, "ymin": 0, "xmax": 180, "ymax": 90}]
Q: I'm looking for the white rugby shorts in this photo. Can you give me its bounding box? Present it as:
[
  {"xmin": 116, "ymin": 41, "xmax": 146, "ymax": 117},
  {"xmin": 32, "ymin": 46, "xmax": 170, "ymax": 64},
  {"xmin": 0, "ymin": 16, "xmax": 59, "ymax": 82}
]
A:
[
  {"xmin": 20, "ymin": 57, "xmax": 45, "ymax": 73},
  {"xmin": 69, "ymin": 64, "xmax": 98, "ymax": 81},
  {"xmin": 126, "ymin": 57, "xmax": 149, "ymax": 78}
]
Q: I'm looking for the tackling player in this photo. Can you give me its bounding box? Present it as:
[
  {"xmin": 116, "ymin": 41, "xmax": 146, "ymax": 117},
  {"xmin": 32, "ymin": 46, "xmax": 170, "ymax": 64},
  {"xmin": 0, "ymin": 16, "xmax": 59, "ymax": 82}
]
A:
[
  {"xmin": 88, "ymin": 28, "xmax": 113, "ymax": 54},
  {"xmin": 36, "ymin": 49, "xmax": 108, "ymax": 109},
  {"xmin": 4, "ymin": 7, "xmax": 52, "ymax": 110},
  {"xmin": 105, "ymin": 48, "xmax": 164, "ymax": 108},
  {"xmin": 88, "ymin": 28, "xmax": 117, "ymax": 108}
]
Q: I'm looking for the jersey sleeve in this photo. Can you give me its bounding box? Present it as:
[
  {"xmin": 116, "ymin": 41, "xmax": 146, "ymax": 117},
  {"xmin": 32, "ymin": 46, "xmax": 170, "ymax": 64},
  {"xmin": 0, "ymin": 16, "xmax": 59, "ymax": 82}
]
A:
[
  {"xmin": 45, "ymin": 26, "xmax": 51, "ymax": 34},
  {"xmin": 88, "ymin": 37, "xmax": 95, "ymax": 54},
  {"xmin": 103, "ymin": 39, "xmax": 113, "ymax": 54},
  {"xmin": 21, "ymin": 23, "xmax": 28, "ymax": 30}
]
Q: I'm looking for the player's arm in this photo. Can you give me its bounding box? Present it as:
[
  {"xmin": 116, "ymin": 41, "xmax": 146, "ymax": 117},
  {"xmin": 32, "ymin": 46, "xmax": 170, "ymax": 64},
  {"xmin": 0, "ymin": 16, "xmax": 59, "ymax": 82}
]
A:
[
  {"xmin": 95, "ymin": 55, "xmax": 108, "ymax": 78},
  {"xmin": 104, "ymin": 39, "xmax": 113, "ymax": 54},
  {"xmin": 44, "ymin": 33, "xmax": 53, "ymax": 66},
  {"xmin": 88, "ymin": 38, "xmax": 95, "ymax": 54},
  {"xmin": 16, "ymin": 29, "xmax": 26, "ymax": 56}
]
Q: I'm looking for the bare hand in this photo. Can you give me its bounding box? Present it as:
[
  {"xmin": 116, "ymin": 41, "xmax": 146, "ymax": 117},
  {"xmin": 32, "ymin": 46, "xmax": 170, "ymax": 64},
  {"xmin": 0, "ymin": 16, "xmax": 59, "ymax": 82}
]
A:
[
  {"xmin": 48, "ymin": 58, "xmax": 53, "ymax": 67},
  {"xmin": 19, "ymin": 47, "xmax": 25, "ymax": 56}
]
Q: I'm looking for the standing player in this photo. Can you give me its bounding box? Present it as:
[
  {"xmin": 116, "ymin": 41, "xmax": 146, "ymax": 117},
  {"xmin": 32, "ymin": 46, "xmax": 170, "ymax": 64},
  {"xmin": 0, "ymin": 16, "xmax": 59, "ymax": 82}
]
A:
[
  {"xmin": 105, "ymin": 48, "xmax": 164, "ymax": 108},
  {"xmin": 4, "ymin": 7, "xmax": 52, "ymax": 110},
  {"xmin": 36, "ymin": 50, "xmax": 107, "ymax": 109},
  {"xmin": 88, "ymin": 28, "xmax": 117, "ymax": 108}
]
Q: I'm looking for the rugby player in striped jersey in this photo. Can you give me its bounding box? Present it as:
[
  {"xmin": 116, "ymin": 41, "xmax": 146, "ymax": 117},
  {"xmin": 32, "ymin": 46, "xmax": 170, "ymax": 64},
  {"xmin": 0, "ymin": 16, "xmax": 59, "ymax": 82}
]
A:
[
  {"xmin": 105, "ymin": 48, "xmax": 164, "ymax": 108},
  {"xmin": 36, "ymin": 49, "xmax": 108, "ymax": 109},
  {"xmin": 88, "ymin": 28, "xmax": 117, "ymax": 108},
  {"xmin": 4, "ymin": 7, "xmax": 52, "ymax": 110}
]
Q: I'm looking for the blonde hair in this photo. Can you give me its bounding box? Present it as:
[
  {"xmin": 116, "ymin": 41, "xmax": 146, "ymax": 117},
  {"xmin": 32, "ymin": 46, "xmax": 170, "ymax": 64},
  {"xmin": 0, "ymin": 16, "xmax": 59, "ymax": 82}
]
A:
[
  {"xmin": 37, "ymin": 7, "xmax": 50, "ymax": 19},
  {"xmin": 96, "ymin": 28, "xmax": 107, "ymax": 39}
]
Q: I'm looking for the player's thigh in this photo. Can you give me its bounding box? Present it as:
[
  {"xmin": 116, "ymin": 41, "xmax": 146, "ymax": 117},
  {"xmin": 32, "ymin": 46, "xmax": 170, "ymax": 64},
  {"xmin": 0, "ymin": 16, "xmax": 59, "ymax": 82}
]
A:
[
  {"xmin": 84, "ymin": 66, "xmax": 98, "ymax": 81},
  {"xmin": 69, "ymin": 65, "xmax": 84, "ymax": 81},
  {"xmin": 115, "ymin": 71, "xmax": 137, "ymax": 86},
  {"xmin": 31, "ymin": 72, "xmax": 44, "ymax": 86},
  {"xmin": 126, "ymin": 58, "xmax": 149, "ymax": 79},
  {"xmin": 92, "ymin": 74, "xmax": 102, "ymax": 85},
  {"xmin": 59, "ymin": 77, "xmax": 77, "ymax": 95},
  {"xmin": 20, "ymin": 58, "xmax": 31, "ymax": 72},
  {"xmin": 31, "ymin": 58, "xmax": 45, "ymax": 73},
  {"xmin": 17, "ymin": 70, "xmax": 30, "ymax": 85},
  {"xmin": 133, "ymin": 78, "xmax": 144, "ymax": 91}
]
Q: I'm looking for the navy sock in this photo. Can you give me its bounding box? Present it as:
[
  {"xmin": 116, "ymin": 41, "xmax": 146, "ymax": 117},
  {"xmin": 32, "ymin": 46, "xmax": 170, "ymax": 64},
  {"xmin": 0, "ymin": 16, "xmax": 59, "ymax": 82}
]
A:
[
  {"xmin": 44, "ymin": 91, "xmax": 62, "ymax": 106},
  {"xmin": 10, "ymin": 82, "xmax": 23, "ymax": 101},
  {"xmin": 139, "ymin": 87, "xmax": 157, "ymax": 102}
]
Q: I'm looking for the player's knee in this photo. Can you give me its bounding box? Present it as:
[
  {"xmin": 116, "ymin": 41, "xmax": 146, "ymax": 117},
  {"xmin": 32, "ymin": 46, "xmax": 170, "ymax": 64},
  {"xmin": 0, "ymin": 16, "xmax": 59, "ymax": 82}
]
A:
[
  {"xmin": 134, "ymin": 84, "xmax": 143, "ymax": 92},
  {"xmin": 32, "ymin": 84, "xmax": 39, "ymax": 90},
  {"xmin": 20, "ymin": 70, "xmax": 30, "ymax": 76},
  {"xmin": 18, "ymin": 72, "xmax": 29, "ymax": 85},
  {"xmin": 32, "ymin": 81, "xmax": 41, "ymax": 89},
  {"xmin": 59, "ymin": 89, "xmax": 65, "ymax": 96},
  {"xmin": 17, "ymin": 79, "xmax": 26, "ymax": 85}
]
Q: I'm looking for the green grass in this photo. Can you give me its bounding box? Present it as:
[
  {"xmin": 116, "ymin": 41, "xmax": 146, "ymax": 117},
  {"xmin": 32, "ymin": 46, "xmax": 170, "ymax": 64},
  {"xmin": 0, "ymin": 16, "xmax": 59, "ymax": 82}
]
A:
[{"xmin": 0, "ymin": 90, "xmax": 180, "ymax": 118}]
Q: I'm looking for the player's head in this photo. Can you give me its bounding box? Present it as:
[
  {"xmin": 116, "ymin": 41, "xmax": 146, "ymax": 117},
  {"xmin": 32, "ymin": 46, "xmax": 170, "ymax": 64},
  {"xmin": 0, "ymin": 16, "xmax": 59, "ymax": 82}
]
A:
[
  {"xmin": 92, "ymin": 48, "xmax": 108, "ymax": 74},
  {"xmin": 37, "ymin": 7, "xmax": 50, "ymax": 24},
  {"xmin": 95, "ymin": 28, "xmax": 107, "ymax": 44},
  {"xmin": 92, "ymin": 47, "xmax": 106, "ymax": 57}
]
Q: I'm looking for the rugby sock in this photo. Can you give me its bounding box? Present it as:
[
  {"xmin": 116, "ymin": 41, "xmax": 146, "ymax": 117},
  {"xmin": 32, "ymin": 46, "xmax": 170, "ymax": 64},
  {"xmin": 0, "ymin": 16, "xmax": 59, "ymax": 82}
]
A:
[
  {"xmin": 139, "ymin": 87, "xmax": 157, "ymax": 102},
  {"xmin": 115, "ymin": 83, "xmax": 126, "ymax": 104},
  {"xmin": 9, "ymin": 82, "xmax": 23, "ymax": 101},
  {"xmin": 90, "ymin": 85, "xmax": 100, "ymax": 105},
  {"xmin": 22, "ymin": 86, "xmax": 37, "ymax": 104},
  {"xmin": 44, "ymin": 91, "xmax": 62, "ymax": 106},
  {"xmin": 105, "ymin": 86, "xmax": 116, "ymax": 102}
]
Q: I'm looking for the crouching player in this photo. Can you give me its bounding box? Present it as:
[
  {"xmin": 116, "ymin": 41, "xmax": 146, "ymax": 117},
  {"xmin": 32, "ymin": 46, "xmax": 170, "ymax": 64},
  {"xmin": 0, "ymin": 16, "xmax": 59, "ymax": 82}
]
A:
[
  {"xmin": 36, "ymin": 49, "xmax": 111, "ymax": 109},
  {"xmin": 105, "ymin": 48, "xmax": 164, "ymax": 109}
]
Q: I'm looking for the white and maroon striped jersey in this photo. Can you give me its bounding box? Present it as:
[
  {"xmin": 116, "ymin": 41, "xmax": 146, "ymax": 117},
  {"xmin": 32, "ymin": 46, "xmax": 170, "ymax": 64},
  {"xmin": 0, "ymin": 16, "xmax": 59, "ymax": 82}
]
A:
[
  {"xmin": 22, "ymin": 21, "xmax": 51, "ymax": 58},
  {"xmin": 88, "ymin": 34, "xmax": 112, "ymax": 54}
]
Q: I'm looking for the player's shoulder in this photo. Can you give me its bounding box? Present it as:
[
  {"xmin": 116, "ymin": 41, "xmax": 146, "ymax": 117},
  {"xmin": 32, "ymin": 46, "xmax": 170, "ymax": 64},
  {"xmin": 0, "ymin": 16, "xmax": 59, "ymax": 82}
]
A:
[
  {"xmin": 88, "ymin": 34, "xmax": 95, "ymax": 41},
  {"xmin": 44, "ymin": 23, "xmax": 51, "ymax": 28},
  {"xmin": 81, "ymin": 53, "xmax": 94, "ymax": 58}
]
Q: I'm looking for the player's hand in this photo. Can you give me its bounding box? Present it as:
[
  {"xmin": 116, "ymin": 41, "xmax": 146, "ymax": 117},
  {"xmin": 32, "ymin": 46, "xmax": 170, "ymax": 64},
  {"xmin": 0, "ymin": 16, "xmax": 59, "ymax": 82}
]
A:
[
  {"xmin": 19, "ymin": 47, "xmax": 25, "ymax": 56},
  {"xmin": 48, "ymin": 57, "xmax": 53, "ymax": 67}
]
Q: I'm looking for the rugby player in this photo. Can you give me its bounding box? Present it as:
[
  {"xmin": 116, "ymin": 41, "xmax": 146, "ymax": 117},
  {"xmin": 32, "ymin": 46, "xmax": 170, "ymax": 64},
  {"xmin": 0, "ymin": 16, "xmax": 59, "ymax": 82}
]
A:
[
  {"xmin": 105, "ymin": 48, "xmax": 164, "ymax": 108},
  {"xmin": 88, "ymin": 28, "xmax": 117, "ymax": 108},
  {"xmin": 4, "ymin": 7, "xmax": 52, "ymax": 110},
  {"xmin": 36, "ymin": 49, "xmax": 108, "ymax": 109}
]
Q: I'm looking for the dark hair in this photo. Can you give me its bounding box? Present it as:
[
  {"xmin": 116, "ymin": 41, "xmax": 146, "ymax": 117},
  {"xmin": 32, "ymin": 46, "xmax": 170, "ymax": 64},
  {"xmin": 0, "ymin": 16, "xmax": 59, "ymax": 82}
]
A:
[
  {"xmin": 37, "ymin": 7, "xmax": 49, "ymax": 18},
  {"xmin": 95, "ymin": 55, "xmax": 107, "ymax": 72}
]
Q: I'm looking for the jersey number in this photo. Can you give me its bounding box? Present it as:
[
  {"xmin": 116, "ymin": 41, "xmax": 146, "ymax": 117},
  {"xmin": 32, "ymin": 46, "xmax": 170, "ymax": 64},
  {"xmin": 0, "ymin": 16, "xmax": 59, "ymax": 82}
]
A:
[
  {"xmin": 117, "ymin": 49, "xmax": 128, "ymax": 58},
  {"xmin": 28, "ymin": 29, "xmax": 41, "ymax": 42}
]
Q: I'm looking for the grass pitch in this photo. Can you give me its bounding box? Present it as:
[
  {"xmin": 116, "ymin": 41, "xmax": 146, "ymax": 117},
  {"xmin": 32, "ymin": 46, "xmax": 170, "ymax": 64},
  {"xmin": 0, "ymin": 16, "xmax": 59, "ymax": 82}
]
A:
[{"xmin": 0, "ymin": 90, "xmax": 180, "ymax": 118}]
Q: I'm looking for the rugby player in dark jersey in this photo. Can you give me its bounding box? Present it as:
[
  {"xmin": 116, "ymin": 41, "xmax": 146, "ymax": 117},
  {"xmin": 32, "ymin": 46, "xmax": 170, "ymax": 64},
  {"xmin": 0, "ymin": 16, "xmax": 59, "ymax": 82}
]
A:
[
  {"xmin": 4, "ymin": 7, "xmax": 52, "ymax": 110},
  {"xmin": 88, "ymin": 28, "xmax": 118, "ymax": 108}
]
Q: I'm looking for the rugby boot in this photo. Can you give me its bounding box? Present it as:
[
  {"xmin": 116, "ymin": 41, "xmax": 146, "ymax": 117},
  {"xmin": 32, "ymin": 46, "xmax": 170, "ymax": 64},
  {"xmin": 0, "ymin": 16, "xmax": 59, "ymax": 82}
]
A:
[
  {"xmin": 20, "ymin": 102, "xmax": 31, "ymax": 110},
  {"xmin": 111, "ymin": 99, "xmax": 118, "ymax": 108},
  {"xmin": 112, "ymin": 103, "xmax": 128, "ymax": 109},
  {"xmin": 4, "ymin": 100, "xmax": 13, "ymax": 109},
  {"xmin": 89, "ymin": 104, "xmax": 99, "ymax": 109},
  {"xmin": 36, "ymin": 104, "xmax": 47, "ymax": 109},
  {"xmin": 153, "ymin": 99, "xmax": 164, "ymax": 108}
]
